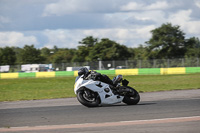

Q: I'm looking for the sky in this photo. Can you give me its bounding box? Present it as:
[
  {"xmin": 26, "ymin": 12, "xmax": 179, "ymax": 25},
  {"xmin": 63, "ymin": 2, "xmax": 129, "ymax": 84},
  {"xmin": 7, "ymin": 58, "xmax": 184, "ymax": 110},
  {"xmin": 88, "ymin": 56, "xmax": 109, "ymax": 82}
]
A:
[{"xmin": 0, "ymin": 0, "xmax": 200, "ymax": 49}]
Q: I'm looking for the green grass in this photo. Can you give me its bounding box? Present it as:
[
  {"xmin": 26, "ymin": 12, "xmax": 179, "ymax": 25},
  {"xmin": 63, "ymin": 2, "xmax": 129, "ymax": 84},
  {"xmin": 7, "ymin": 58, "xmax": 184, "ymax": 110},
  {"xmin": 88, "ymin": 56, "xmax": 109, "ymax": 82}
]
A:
[
  {"xmin": 125, "ymin": 74, "xmax": 200, "ymax": 92},
  {"xmin": 0, "ymin": 77, "xmax": 75, "ymax": 101},
  {"xmin": 0, "ymin": 74, "xmax": 200, "ymax": 101}
]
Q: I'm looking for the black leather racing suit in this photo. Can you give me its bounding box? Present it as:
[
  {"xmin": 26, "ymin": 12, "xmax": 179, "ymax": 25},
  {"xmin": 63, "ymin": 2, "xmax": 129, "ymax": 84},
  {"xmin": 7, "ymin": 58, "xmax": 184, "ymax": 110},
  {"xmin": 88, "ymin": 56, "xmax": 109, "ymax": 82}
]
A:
[{"xmin": 85, "ymin": 71, "xmax": 114, "ymax": 86}]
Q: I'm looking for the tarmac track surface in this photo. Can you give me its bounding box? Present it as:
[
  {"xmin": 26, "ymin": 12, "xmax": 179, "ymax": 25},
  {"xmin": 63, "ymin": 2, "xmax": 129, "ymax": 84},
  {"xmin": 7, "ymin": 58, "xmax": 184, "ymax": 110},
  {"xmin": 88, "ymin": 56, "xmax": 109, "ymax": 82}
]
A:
[{"xmin": 0, "ymin": 89, "xmax": 200, "ymax": 133}]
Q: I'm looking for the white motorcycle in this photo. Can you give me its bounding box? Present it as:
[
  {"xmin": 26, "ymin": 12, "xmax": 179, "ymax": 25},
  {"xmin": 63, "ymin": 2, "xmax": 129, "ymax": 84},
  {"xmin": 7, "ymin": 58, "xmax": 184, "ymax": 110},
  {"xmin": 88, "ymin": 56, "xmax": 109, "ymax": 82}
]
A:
[{"xmin": 74, "ymin": 72, "xmax": 140, "ymax": 107}]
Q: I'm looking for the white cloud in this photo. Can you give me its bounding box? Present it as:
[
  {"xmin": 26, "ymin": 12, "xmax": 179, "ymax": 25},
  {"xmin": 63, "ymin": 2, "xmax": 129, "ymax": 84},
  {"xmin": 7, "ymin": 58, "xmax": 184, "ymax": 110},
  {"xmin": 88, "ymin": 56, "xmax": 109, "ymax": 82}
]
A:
[
  {"xmin": 168, "ymin": 9, "xmax": 191, "ymax": 23},
  {"xmin": 2, "ymin": 29, "xmax": 150, "ymax": 49},
  {"xmin": 168, "ymin": 9, "xmax": 200, "ymax": 36},
  {"xmin": 134, "ymin": 11, "xmax": 166, "ymax": 24},
  {"xmin": 146, "ymin": 1, "xmax": 169, "ymax": 10},
  {"xmin": 42, "ymin": 29, "xmax": 83, "ymax": 48},
  {"xmin": 195, "ymin": 0, "xmax": 200, "ymax": 8},
  {"xmin": 186, "ymin": 21, "xmax": 200, "ymax": 35},
  {"xmin": 0, "ymin": 32, "xmax": 38, "ymax": 47},
  {"xmin": 93, "ymin": 27, "xmax": 154, "ymax": 46},
  {"xmin": 42, "ymin": 27, "xmax": 154, "ymax": 48},
  {"xmin": 43, "ymin": 0, "xmax": 88, "ymax": 16},
  {"xmin": 120, "ymin": 1, "xmax": 169, "ymax": 11},
  {"xmin": 135, "ymin": 25, "xmax": 156, "ymax": 39},
  {"xmin": 42, "ymin": 0, "xmax": 116, "ymax": 16},
  {"xmin": 120, "ymin": 2, "xmax": 144, "ymax": 11},
  {"xmin": 104, "ymin": 11, "xmax": 166, "ymax": 28}
]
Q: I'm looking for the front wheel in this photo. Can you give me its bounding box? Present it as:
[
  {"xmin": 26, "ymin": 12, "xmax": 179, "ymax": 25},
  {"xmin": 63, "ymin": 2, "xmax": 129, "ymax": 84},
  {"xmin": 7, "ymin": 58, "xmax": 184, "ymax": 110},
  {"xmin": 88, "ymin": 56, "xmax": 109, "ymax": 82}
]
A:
[
  {"xmin": 77, "ymin": 88, "xmax": 100, "ymax": 107},
  {"xmin": 122, "ymin": 87, "xmax": 140, "ymax": 105}
]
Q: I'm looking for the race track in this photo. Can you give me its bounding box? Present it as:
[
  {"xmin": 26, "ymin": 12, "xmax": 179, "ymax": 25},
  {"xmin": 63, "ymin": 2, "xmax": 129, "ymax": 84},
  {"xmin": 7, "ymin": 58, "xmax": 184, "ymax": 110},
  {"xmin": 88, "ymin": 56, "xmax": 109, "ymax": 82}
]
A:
[{"xmin": 0, "ymin": 89, "xmax": 200, "ymax": 133}]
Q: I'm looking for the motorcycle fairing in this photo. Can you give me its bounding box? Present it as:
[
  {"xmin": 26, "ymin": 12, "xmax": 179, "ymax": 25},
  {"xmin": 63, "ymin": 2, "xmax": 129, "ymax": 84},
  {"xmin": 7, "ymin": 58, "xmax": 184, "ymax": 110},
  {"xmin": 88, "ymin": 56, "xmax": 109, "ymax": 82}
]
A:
[{"xmin": 75, "ymin": 78, "xmax": 123, "ymax": 105}]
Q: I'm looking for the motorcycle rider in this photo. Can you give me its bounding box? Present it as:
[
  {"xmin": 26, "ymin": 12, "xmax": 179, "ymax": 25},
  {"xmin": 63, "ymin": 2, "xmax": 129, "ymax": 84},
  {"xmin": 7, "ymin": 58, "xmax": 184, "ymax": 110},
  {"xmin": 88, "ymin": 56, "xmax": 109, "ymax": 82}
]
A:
[{"xmin": 78, "ymin": 67, "xmax": 114, "ymax": 86}]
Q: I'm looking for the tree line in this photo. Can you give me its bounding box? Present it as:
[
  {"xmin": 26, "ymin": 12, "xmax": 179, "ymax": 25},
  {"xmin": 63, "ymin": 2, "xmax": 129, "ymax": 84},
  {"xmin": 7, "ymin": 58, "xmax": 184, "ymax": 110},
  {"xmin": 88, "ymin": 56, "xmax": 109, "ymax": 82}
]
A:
[{"xmin": 0, "ymin": 23, "xmax": 200, "ymax": 65}]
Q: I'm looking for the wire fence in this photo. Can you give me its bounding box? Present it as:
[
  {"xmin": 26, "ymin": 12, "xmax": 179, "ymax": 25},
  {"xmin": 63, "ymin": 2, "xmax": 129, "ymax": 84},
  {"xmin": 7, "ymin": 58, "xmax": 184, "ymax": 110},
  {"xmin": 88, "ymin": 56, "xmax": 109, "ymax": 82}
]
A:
[
  {"xmin": 50, "ymin": 57, "xmax": 200, "ymax": 71},
  {"xmin": 1, "ymin": 57, "xmax": 199, "ymax": 73}
]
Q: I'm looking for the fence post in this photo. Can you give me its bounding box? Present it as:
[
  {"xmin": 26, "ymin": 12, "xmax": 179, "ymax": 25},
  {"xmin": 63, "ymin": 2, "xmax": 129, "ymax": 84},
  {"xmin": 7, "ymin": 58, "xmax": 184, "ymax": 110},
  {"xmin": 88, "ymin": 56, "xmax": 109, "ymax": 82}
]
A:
[
  {"xmin": 139, "ymin": 60, "xmax": 141, "ymax": 68},
  {"xmin": 112, "ymin": 60, "xmax": 115, "ymax": 69},
  {"xmin": 167, "ymin": 59, "xmax": 170, "ymax": 68},
  {"xmin": 62, "ymin": 63, "xmax": 64, "ymax": 71},
  {"xmin": 98, "ymin": 60, "xmax": 102, "ymax": 70},
  {"xmin": 182, "ymin": 58, "xmax": 184, "ymax": 67},
  {"xmin": 125, "ymin": 60, "xmax": 128, "ymax": 68},
  {"xmin": 153, "ymin": 59, "xmax": 156, "ymax": 68}
]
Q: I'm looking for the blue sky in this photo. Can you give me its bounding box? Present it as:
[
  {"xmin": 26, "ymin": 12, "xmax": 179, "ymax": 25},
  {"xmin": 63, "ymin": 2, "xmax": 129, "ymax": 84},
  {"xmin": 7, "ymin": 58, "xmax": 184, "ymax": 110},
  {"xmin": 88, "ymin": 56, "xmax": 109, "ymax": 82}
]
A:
[{"xmin": 0, "ymin": 0, "xmax": 200, "ymax": 49}]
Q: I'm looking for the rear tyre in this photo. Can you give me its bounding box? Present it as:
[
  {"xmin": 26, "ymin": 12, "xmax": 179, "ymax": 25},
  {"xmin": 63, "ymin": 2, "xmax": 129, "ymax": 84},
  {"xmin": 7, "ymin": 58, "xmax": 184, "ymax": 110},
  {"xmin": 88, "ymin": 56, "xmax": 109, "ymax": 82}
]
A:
[
  {"xmin": 123, "ymin": 87, "xmax": 140, "ymax": 105},
  {"xmin": 77, "ymin": 88, "xmax": 100, "ymax": 107}
]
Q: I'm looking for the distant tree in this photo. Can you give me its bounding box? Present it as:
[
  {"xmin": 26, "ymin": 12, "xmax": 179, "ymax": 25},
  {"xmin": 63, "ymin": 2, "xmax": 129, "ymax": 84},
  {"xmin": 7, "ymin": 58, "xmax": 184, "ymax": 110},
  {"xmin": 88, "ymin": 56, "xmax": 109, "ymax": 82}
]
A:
[
  {"xmin": 50, "ymin": 49, "xmax": 75, "ymax": 63},
  {"xmin": 53, "ymin": 45, "xmax": 59, "ymax": 53},
  {"xmin": 0, "ymin": 47, "xmax": 16, "ymax": 65},
  {"xmin": 89, "ymin": 38, "xmax": 130, "ymax": 61},
  {"xmin": 129, "ymin": 45, "xmax": 148, "ymax": 60},
  {"xmin": 185, "ymin": 37, "xmax": 200, "ymax": 57},
  {"xmin": 79, "ymin": 36, "xmax": 98, "ymax": 47},
  {"xmin": 40, "ymin": 47, "xmax": 51, "ymax": 63},
  {"xmin": 72, "ymin": 45, "xmax": 90, "ymax": 62},
  {"xmin": 12, "ymin": 47, "xmax": 23, "ymax": 64},
  {"xmin": 146, "ymin": 23, "xmax": 186, "ymax": 59},
  {"xmin": 73, "ymin": 36, "xmax": 98, "ymax": 62},
  {"xmin": 20, "ymin": 45, "xmax": 43, "ymax": 64},
  {"xmin": 41, "ymin": 47, "xmax": 51, "ymax": 57}
]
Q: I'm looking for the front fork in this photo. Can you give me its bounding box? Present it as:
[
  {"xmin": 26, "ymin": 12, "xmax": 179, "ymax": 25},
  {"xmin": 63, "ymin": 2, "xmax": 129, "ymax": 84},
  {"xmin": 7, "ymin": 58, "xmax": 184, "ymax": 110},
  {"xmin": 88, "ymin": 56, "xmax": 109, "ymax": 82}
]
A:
[{"xmin": 84, "ymin": 89, "xmax": 98, "ymax": 99}]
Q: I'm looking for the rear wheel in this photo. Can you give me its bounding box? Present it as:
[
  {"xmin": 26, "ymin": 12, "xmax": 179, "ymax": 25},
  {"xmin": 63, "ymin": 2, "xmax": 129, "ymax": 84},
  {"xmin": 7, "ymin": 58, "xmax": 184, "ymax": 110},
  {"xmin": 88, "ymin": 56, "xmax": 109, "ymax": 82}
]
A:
[
  {"xmin": 123, "ymin": 87, "xmax": 140, "ymax": 105},
  {"xmin": 77, "ymin": 88, "xmax": 100, "ymax": 107}
]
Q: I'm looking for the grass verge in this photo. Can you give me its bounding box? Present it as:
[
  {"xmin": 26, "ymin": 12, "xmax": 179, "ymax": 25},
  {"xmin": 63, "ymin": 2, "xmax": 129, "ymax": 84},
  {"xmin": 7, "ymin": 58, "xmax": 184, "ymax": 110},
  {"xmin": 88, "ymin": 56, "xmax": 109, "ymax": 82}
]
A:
[{"xmin": 0, "ymin": 73, "xmax": 200, "ymax": 101}]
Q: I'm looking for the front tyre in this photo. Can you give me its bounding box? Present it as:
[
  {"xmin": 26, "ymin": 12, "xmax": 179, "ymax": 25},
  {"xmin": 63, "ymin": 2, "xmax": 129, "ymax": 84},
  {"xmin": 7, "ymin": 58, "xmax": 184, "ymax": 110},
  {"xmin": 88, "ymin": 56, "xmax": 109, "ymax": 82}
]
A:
[
  {"xmin": 77, "ymin": 88, "xmax": 100, "ymax": 107},
  {"xmin": 123, "ymin": 87, "xmax": 140, "ymax": 105}
]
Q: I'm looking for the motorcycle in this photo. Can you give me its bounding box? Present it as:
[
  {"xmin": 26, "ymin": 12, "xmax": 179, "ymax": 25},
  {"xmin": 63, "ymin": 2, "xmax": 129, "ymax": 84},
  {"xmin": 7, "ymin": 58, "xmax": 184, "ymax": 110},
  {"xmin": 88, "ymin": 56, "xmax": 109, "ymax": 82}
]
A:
[{"xmin": 74, "ymin": 73, "xmax": 140, "ymax": 107}]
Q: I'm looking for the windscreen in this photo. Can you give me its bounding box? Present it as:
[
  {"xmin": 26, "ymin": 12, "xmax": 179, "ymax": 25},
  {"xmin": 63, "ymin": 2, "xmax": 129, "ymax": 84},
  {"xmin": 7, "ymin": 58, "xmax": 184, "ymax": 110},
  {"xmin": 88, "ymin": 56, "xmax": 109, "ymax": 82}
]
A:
[{"xmin": 75, "ymin": 76, "xmax": 80, "ymax": 83}]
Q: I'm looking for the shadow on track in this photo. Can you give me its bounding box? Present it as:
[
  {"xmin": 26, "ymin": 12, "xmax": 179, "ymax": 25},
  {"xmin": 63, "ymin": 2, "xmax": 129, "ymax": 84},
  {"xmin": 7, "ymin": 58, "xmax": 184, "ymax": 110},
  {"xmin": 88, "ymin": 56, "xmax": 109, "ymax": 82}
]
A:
[{"xmin": 86, "ymin": 102, "xmax": 157, "ymax": 108}]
